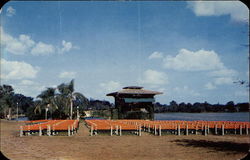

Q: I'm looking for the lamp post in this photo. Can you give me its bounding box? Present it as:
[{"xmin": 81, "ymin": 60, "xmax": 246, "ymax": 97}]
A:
[
  {"xmin": 45, "ymin": 107, "xmax": 49, "ymax": 120},
  {"xmin": 70, "ymin": 95, "xmax": 73, "ymax": 120},
  {"xmin": 16, "ymin": 102, "xmax": 19, "ymax": 121},
  {"xmin": 70, "ymin": 95, "xmax": 76, "ymax": 120},
  {"xmin": 77, "ymin": 106, "xmax": 79, "ymax": 120}
]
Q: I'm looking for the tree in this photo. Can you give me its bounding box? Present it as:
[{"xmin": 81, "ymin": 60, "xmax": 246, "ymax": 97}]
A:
[
  {"xmin": 226, "ymin": 101, "xmax": 236, "ymax": 112},
  {"xmin": 169, "ymin": 100, "xmax": 178, "ymax": 112},
  {"xmin": 12, "ymin": 94, "xmax": 34, "ymax": 115},
  {"xmin": 35, "ymin": 87, "xmax": 57, "ymax": 119},
  {"xmin": 178, "ymin": 102, "xmax": 186, "ymax": 112},
  {"xmin": 0, "ymin": 85, "xmax": 14, "ymax": 119},
  {"xmin": 57, "ymin": 79, "xmax": 89, "ymax": 119}
]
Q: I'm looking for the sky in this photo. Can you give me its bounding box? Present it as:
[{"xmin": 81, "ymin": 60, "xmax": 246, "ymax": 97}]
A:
[{"xmin": 0, "ymin": 1, "xmax": 249, "ymax": 104}]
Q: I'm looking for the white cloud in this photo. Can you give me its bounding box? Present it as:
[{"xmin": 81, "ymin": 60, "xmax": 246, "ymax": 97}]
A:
[
  {"xmin": 235, "ymin": 90, "xmax": 249, "ymax": 97},
  {"xmin": 1, "ymin": 27, "xmax": 35, "ymax": 55},
  {"xmin": 59, "ymin": 40, "xmax": 73, "ymax": 53},
  {"xmin": 214, "ymin": 77, "xmax": 233, "ymax": 85},
  {"xmin": 208, "ymin": 68, "xmax": 237, "ymax": 77},
  {"xmin": 207, "ymin": 67, "xmax": 237, "ymax": 87},
  {"xmin": 148, "ymin": 51, "xmax": 163, "ymax": 59},
  {"xmin": 0, "ymin": 58, "xmax": 39, "ymax": 80},
  {"xmin": 12, "ymin": 80, "xmax": 45, "ymax": 97},
  {"xmin": 157, "ymin": 48, "xmax": 236, "ymax": 88},
  {"xmin": 205, "ymin": 69, "xmax": 236, "ymax": 88},
  {"xmin": 99, "ymin": 81, "xmax": 122, "ymax": 92},
  {"xmin": 20, "ymin": 79, "xmax": 36, "ymax": 85},
  {"xmin": 58, "ymin": 71, "xmax": 76, "ymax": 79},
  {"xmin": 163, "ymin": 49, "xmax": 224, "ymax": 71},
  {"xmin": 187, "ymin": 1, "xmax": 249, "ymax": 22},
  {"xmin": 6, "ymin": 6, "xmax": 16, "ymax": 17},
  {"xmin": 205, "ymin": 82, "xmax": 216, "ymax": 90},
  {"xmin": 1, "ymin": 27, "xmax": 75, "ymax": 56},
  {"xmin": 140, "ymin": 69, "xmax": 168, "ymax": 87},
  {"xmin": 31, "ymin": 42, "xmax": 55, "ymax": 55},
  {"xmin": 173, "ymin": 86, "xmax": 200, "ymax": 96}
]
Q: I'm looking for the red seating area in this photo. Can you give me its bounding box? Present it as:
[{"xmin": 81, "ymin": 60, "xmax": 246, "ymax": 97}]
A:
[
  {"xmin": 20, "ymin": 120, "xmax": 79, "ymax": 136},
  {"xmin": 85, "ymin": 119, "xmax": 142, "ymax": 131},
  {"xmin": 85, "ymin": 119, "xmax": 250, "ymax": 136},
  {"xmin": 19, "ymin": 119, "xmax": 249, "ymax": 137}
]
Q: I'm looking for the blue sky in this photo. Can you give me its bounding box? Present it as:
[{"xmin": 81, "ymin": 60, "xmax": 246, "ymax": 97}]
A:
[{"xmin": 1, "ymin": 1, "xmax": 249, "ymax": 104}]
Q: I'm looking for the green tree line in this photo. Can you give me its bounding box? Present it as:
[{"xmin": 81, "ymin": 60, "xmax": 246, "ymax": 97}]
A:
[
  {"xmin": 1, "ymin": 80, "xmax": 249, "ymax": 120},
  {"xmin": 154, "ymin": 101, "xmax": 249, "ymax": 113},
  {"xmin": 0, "ymin": 80, "xmax": 89, "ymax": 120}
]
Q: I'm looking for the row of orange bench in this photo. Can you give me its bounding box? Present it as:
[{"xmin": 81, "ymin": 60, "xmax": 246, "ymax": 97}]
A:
[
  {"xmin": 20, "ymin": 120, "xmax": 79, "ymax": 136},
  {"xmin": 142, "ymin": 120, "xmax": 249, "ymax": 130},
  {"xmin": 85, "ymin": 119, "xmax": 144, "ymax": 136},
  {"xmin": 85, "ymin": 120, "xmax": 250, "ymax": 136},
  {"xmin": 142, "ymin": 120, "xmax": 250, "ymax": 136}
]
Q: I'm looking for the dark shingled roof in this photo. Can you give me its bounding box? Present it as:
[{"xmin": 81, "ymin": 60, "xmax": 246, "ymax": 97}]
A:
[{"xmin": 106, "ymin": 86, "xmax": 163, "ymax": 96}]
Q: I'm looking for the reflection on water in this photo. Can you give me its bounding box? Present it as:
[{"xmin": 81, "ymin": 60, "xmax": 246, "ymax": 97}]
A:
[
  {"xmin": 155, "ymin": 112, "xmax": 249, "ymax": 122},
  {"xmin": 13, "ymin": 117, "xmax": 29, "ymax": 121}
]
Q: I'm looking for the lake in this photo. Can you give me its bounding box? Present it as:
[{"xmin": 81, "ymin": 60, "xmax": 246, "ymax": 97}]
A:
[
  {"xmin": 13, "ymin": 117, "xmax": 29, "ymax": 121},
  {"xmin": 13, "ymin": 112, "xmax": 250, "ymax": 122},
  {"xmin": 155, "ymin": 112, "xmax": 249, "ymax": 122}
]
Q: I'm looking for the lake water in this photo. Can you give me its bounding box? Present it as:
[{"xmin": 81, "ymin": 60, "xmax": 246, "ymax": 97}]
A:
[
  {"xmin": 155, "ymin": 112, "xmax": 249, "ymax": 122},
  {"xmin": 13, "ymin": 117, "xmax": 29, "ymax": 121},
  {"xmin": 12, "ymin": 113, "xmax": 250, "ymax": 122}
]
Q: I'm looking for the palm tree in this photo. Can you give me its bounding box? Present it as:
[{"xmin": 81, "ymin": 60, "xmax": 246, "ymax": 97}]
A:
[
  {"xmin": 57, "ymin": 79, "xmax": 89, "ymax": 119},
  {"xmin": 35, "ymin": 87, "xmax": 57, "ymax": 119}
]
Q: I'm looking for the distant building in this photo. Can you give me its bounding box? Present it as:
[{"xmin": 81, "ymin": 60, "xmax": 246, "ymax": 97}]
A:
[{"xmin": 107, "ymin": 86, "xmax": 162, "ymax": 120}]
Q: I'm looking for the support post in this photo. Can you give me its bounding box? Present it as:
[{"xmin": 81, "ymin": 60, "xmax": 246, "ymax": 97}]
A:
[
  {"xmin": 71, "ymin": 125, "xmax": 74, "ymax": 135},
  {"xmin": 240, "ymin": 125, "xmax": 242, "ymax": 135},
  {"xmin": 178, "ymin": 124, "xmax": 180, "ymax": 136},
  {"xmin": 159, "ymin": 125, "xmax": 161, "ymax": 136},
  {"xmin": 20, "ymin": 126, "xmax": 23, "ymax": 137},
  {"xmin": 207, "ymin": 125, "xmax": 210, "ymax": 134},
  {"xmin": 186, "ymin": 124, "xmax": 188, "ymax": 136},
  {"xmin": 234, "ymin": 125, "xmax": 237, "ymax": 135},
  {"xmin": 116, "ymin": 125, "xmax": 118, "ymax": 135},
  {"xmin": 246, "ymin": 125, "xmax": 248, "ymax": 135},
  {"xmin": 195, "ymin": 125, "xmax": 198, "ymax": 135},
  {"xmin": 119, "ymin": 126, "xmax": 122, "ymax": 136},
  {"xmin": 90, "ymin": 125, "xmax": 93, "ymax": 136},
  {"xmin": 222, "ymin": 124, "xmax": 224, "ymax": 136},
  {"xmin": 201, "ymin": 123, "xmax": 204, "ymax": 133},
  {"xmin": 27, "ymin": 125, "xmax": 31, "ymax": 136},
  {"xmin": 52, "ymin": 125, "xmax": 55, "ymax": 136},
  {"xmin": 68, "ymin": 125, "xmax": 71, "ymax": 136},
  {"xmin": 154, "ymin": 125, "xmax": 157, "ymax": 136},
  {"xmin": 215, "ymin": 124, "xmax": 218, "ymax": 135},
  {"xmin": 110, "ymin": 126, "xmax": 113, "ymax": 136},
  {"xmin": 39, "ymin": 125, "xmax": 42, "ymax": 136},
  {"xmin": 47, "ymin": 125, "xmax": 51, "ymax": 136},
  {"xmin": 204, "ymin": 125, "xmax": 207, "ymax": 136},
  {"xmin": 139, "ymin": 125, "xmax": 141, "ymax": 136},
  {"xmin": 148, "ymin": 124, "xmax": 150, "ymax": 132}
]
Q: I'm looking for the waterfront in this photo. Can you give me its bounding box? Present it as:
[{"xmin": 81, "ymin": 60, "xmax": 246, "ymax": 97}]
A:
[{"xmin": 155, "ymin": 112, "xmax": 249, "ymax": 122}]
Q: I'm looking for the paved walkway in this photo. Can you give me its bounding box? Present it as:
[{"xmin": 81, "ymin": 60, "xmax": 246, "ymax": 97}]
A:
[{"xmin": 75, "ymin": 121, "xmax": 90, "ymax": 137}]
